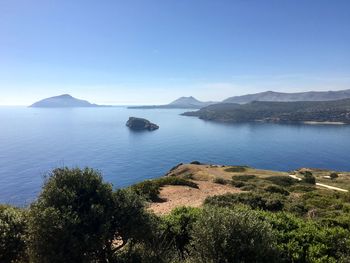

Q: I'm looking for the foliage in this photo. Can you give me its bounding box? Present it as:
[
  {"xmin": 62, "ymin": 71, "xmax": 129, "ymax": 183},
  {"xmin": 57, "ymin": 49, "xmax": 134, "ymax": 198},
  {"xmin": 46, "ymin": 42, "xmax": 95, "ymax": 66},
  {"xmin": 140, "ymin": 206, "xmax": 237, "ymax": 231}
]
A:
[
  {"xmin": 190, "ymin": 206, "xmax": 279, "ymax": 263},
  {"xmin": 265, "ymin": 175, "xmax": 297, "ymax": 187},
  {"xmin": 162, "ymin": 207, "xmax": 201, "ymax": 259},
  {"xmin": 0, "ymin": 205, "xmax": 27, "ymax": 263},
  {"xmin": 330, "ymin": 172, "xmax": 339, "ymax": 180},
  {"xmin": 224, "ymin": 166, "xmax": 248, "ymax": 173},
  {"xmin": 213, "ymin": 178, "xmax": 228, "ymax": 185},
  {"xmin": 205, "ymin": 192, "xmax": 285, "ymax": 211},
  {"xmin": 27, "ymin": 167, "xmax": 150, "ymax": 263},
  {"xmin": 264, "ymin": 185, "xmax": 290, "ymax": 196},
  {"xmin": 265, "ymin": 212, "xmax": 350, "ymax": 262},
  {"xmin": 131, "ymin": 177, "xmax": 198, "ymax": 201},
  {"xmin": 302, "ymin": 173, "xmax": 316, "ymax": 185},
  {"xmin": 231, "ymin": 174, "xmax": 256, "ymax": 181}
]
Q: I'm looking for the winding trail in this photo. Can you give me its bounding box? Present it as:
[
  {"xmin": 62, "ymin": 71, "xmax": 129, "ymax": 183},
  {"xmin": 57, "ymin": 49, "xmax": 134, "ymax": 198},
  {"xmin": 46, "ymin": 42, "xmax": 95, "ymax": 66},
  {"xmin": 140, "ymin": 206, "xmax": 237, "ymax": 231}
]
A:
[{"xmin": 288, "ymin": 174, "xmax": 348, "ymax": 192}]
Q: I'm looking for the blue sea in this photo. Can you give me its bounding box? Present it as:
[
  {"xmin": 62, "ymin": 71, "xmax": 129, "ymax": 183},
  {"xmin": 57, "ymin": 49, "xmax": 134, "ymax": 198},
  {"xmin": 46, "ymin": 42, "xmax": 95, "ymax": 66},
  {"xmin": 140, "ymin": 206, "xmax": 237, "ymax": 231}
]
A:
[{"xmin": 1, "ymin": 106, "xmax": 350, "ymax": 205}]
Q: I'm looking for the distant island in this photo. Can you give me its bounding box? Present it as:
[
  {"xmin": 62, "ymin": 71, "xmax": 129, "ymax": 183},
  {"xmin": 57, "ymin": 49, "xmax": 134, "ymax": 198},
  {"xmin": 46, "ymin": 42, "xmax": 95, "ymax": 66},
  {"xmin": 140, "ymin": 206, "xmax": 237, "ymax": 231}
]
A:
[
  {"xmin": 128, "ymin": 96, "xmax": 216, "ymax": 109},
  {"xmin": 223, "ymin": 89, "xmax": 350, "ymax": 104},
  {"xmin": 30, "ymin": 94, "xmax": 102, "ymax": 108},
  {"xmin": 183, "ymin": 99, "xmax": 350, "ymax": 124}
]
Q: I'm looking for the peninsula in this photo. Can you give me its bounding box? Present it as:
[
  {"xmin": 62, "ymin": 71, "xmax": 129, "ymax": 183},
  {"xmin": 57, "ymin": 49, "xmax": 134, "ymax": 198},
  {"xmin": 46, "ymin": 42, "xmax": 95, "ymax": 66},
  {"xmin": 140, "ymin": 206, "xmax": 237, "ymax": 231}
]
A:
[{"xmin": 183, "ymin": 99, "xmax": 350, "ymax": 124}]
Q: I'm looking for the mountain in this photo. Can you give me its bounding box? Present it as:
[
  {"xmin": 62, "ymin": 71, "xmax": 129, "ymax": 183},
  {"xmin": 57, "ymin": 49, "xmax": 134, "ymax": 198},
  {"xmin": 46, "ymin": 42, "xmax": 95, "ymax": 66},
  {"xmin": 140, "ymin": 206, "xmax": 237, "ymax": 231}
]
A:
[
  {"xmin": 128, "ymin": 96, "xmax": 216, "ymax": 109},
  {"xmin": 30, "ymin": 94, "xmax": 99, "ymax": 108},
  {"xmin": 223, "ymin": 89, "xmax": 350, "ymax": 104},
  {"xmin": 182, "ymin": 99, "xmax": 350, "ymax": 124}
]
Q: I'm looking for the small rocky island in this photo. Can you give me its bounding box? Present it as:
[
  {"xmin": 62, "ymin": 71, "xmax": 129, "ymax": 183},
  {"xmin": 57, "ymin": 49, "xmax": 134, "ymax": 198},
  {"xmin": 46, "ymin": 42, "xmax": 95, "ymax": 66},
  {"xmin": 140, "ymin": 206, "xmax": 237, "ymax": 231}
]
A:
[{"xmin": 126, "ymin": 117, "xmax": 159, "ymax": 131}]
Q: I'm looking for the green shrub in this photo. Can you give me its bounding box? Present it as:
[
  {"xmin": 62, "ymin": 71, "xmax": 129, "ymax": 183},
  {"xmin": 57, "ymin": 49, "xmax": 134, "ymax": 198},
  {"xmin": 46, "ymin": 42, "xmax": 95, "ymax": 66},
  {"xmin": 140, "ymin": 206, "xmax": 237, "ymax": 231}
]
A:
[
  {"xmin": 132, "ymin": 180, "xmax": 160, "ymax": 201},
  {"xmin": 0, "ymin": 205, "xmax": 27, "ymax": 262},
  {"xmin": 157, "ymin": 177, "xmax": 198, "ymax": 189},
  {"xmin": 205, "ymin": 192, "xmax": 285, "ymax": 212},
  {"xmin": 240, "ymin": 184, "xmax": 256, "ymax": 191},
  {"xmin": 265, "ymin": 176, "xmax": 296, "ymax": 187},
  {"xmin": 330, "ymin": 172, "xmax": 339, "ymax": 180},
  {"xmin": 288, "ymin": 184, "xmax": 315, "ymax": 192},
  {"xmin": 132, "ymin": 177, "xmax": 198, "ymax": 201},
  {"xmin": 190, "ymin": 206, "xmax": 278, "ymax": 262},
  {"xmin": 162, "ymin": 207, "xmax": 201, "ymax": 259},
  {"xmin": 213, "ymin": 178, "xmax": 228, "ymax": 185},
  {"xmin": 265, "ymin": 212, "xmax": 350, "ymax": 262},
  {"xmin": 232, "ymin": 174, "xmax": 256, "ymax": 181},
  {"xmin": 264, "ymin": 185, "xmax": 290, "ymax": 196},
  {"xmin": 224, "ymin": 166, "xmax": 248, "ymax": 173},
  {"xmin": 190, "ymin": 161, "xmax": 201, "ymax": 165},
  {"xmin": 302, "ymin": 173, "xmax": 316, "ymax": 185},
  {"xmin": 231, "ymin": 180, "xmax": 245, "ymax": 188}
]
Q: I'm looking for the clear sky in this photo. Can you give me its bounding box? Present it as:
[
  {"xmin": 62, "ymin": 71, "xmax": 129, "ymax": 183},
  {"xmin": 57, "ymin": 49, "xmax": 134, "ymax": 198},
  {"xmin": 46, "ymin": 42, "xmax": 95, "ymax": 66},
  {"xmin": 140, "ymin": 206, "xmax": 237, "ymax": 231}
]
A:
[{"xmin": 0, "ymin": 0, "xmax": 350, "ymax": 105}]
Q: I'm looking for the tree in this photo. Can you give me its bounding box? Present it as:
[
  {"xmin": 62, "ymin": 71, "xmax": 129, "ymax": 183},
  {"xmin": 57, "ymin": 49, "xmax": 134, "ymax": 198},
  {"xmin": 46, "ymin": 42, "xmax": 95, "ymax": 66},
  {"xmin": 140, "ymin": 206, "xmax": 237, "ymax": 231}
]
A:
[
  {"xmin": 190, "ymin": 206, "xmax": 278, "ymax": 263},
  {"xmin": 0, "ymin": 205, "xmax": 27, "ymax": 262},
  {"xmin": 27, "ymin": 167, "xmax": 117, "ymax": 262},
  {"xmin": 162, "ymin": 207, "xmax": 201, "ymax": 259}
]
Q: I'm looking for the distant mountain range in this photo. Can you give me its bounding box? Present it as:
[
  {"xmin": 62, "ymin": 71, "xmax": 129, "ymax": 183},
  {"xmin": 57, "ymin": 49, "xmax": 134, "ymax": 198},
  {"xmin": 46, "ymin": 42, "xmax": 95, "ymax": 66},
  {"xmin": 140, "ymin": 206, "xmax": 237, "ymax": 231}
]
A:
[
  {"xmin": 30, "ymin": 94, "xmax": 101, "ymax": 108},
  {"xmin": 223, "ymin": 89, "xmax": 350, "ymax": 104},
  {"xmin": 128, "ymin": 96, "xmax": 216, "ymax": 109}
]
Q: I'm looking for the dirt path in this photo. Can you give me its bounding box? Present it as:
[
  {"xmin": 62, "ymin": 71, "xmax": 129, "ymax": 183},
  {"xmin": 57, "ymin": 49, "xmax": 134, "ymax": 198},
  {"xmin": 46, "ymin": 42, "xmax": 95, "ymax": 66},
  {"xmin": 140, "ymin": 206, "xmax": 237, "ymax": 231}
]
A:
[
  {"xmin": 149, "ymin": 180, "xmax": 240, "ymax": 215},
  {"xmin": 288, "ymin": 174, "xmax": 348, "ymax": 192},
  {"xmin": 315, "ymin": 183, "xmax": 348, "ymax": 192}
]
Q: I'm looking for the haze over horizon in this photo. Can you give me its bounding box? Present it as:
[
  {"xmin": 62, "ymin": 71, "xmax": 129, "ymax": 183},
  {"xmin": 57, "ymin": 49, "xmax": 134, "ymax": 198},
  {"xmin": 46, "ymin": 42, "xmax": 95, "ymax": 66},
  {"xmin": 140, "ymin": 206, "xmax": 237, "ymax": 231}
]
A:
[{"xmin": 1, "ymin": 0, "xmax": 349, "ymax": 105}]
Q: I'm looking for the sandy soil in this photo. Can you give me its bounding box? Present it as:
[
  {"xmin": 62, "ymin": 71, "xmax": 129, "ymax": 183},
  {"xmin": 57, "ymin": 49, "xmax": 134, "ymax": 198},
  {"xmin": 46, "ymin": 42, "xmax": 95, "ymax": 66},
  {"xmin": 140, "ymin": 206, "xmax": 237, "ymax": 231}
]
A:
[{"xmin": 149, "ymin": 180, "xmax": 240, "ymax": 215}]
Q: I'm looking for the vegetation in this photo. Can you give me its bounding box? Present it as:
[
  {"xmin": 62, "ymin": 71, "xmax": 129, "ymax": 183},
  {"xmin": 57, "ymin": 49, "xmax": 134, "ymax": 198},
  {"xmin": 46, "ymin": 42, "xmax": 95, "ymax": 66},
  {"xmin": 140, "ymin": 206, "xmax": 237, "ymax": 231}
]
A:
[
  {"xmin": 0, "ymin": 205, "xmax": 27, "ymax": 263},
  {"xmin": 1, "ymin": 166, "xmax": 350, "ymax": 262},
  {"xmin": 131, "ymin": 176, "xmax": 198, "ymax": 201},
  {"xmin": 182, "ymin": 99, "xmax": 350, "ymax": 123}
]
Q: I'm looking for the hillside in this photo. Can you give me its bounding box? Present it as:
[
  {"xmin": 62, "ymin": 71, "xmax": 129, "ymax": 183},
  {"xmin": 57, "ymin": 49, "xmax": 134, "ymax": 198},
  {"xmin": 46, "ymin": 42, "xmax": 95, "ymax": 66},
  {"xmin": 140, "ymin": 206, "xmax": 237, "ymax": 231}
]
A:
[
  {"xmin": 148, "ymin": 163, "xmax": 349, "ymax": 214},
  {"xmin": 182, "ymin": 99, "xmax": 350, "ymax": 124},
  {"xmin": 223, "ymin": 89, "xmax": 350, "ymax": 104},
  {"xmin": 30, "ymin": 94, "xmax": 100, "ymax": 108},
  {"xmin": 128, "ymin": 96, "xmax": 216, "ymax": 109},
  {"xmin": 2, "ymin": 164, "xmax": 350, "ymax": 262}
]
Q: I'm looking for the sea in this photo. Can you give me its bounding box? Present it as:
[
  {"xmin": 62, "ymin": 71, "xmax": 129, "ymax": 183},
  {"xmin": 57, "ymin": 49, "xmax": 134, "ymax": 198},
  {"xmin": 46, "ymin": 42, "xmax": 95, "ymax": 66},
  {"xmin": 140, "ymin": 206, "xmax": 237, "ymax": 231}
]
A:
[{"xmin": 1, "ymin": 106, "xmax": 350, "ymax": 205}]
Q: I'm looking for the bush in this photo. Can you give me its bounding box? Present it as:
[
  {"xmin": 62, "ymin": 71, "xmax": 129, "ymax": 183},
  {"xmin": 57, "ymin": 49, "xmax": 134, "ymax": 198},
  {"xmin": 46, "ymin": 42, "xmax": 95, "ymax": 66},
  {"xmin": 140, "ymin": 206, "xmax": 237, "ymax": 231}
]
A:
[
  {"xmin": 231, "ymin": 174, "xmax": 256, "ymax": 181},
  {"xmin": 224, "ymin": 166, "xmax": 248, "ymax": 173},
  {"xmin": 303, "ymin": 173, "xmax": 316, "ymax": 185},
  {"xmin": 190, "ymin": 206, "xmax": 278, "ymax": 262},
  {"xmin": 162, "ymin": 207, "xmax": 201, "ymax": 259},
  {"xmin": 213, "ymin": 178, "xmax": 228, "ymax": 185},
  {"xmin": 131, "ymin": 180, "xmax": 161, "ymax": 201},
  {"xmin": 205, "ymin": 192, "xmax": 285, "ymax": 212},
  {"xmin": 240, "ymin": 184, "xmax": 256, "ymax": 191},
  {"xmin": 231, "ymin": 180, "xmax": 245, "ymax": 188},
  {"xmin": 265, "ymin": 176, "xmax": 297, "ymax": 187},
  {"xmin": 265, "ymin": 212, "xmax": 350, "ymax": 262},
  {"xmin": 132, "ymin": 177, "xmax": 198, "ymax": 201},
  {"xmin": 330, "ymin": 172, "xmax": 339, "ymax": 180},
  {"xmin": 190, "ymin": 161, "xmax": 201, "ymax": 165},
  {"xmin": 157, "ymin": 177, "xmax": 198, "ymax": 189},
  {"xmin": 0, "ymin": 205, "xmax": 27, "ymax": 262},
  {"xmin": 264, "ymin": 185, "xmax": 290, "ymax": 196}
]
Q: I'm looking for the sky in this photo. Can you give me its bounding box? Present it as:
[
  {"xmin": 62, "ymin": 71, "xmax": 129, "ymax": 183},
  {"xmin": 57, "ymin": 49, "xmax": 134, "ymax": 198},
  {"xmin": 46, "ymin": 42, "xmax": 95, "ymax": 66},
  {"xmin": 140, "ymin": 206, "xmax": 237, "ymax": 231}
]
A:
[{"xmin": 0, "ymin": 0, "xmax": 350, "ymax": 105}]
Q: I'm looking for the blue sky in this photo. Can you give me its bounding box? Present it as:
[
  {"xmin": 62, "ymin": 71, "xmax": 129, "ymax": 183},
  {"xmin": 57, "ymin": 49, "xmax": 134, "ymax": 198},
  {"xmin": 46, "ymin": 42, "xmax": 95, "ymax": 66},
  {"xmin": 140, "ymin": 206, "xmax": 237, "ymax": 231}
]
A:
[{"xmin": 0, "ymin": 0, "xmax": 349, "ymax": 105}]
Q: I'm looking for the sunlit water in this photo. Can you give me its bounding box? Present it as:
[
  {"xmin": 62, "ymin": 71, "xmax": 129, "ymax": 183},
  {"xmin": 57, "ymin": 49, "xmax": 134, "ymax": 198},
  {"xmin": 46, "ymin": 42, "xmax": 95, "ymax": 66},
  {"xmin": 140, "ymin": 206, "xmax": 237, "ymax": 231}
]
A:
[{"xmin": 1, "ymin": 106, "xmax": 350, "ymax": 205}]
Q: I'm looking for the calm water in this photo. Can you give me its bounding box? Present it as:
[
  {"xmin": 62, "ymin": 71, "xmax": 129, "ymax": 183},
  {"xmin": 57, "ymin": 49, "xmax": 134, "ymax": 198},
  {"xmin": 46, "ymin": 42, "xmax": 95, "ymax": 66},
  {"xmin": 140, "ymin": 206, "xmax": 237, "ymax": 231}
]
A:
[{"xmin": 1, "ymin": 106, "xmax": 350, "ymax": 205}]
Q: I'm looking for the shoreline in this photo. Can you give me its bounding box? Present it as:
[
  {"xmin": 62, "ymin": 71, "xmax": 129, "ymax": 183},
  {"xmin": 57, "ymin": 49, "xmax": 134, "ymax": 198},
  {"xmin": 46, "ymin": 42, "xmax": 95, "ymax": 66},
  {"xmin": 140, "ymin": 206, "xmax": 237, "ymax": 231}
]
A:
[{"xmin": 303, "ymin": 121, "xmax": 345, "ymax": 125}]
